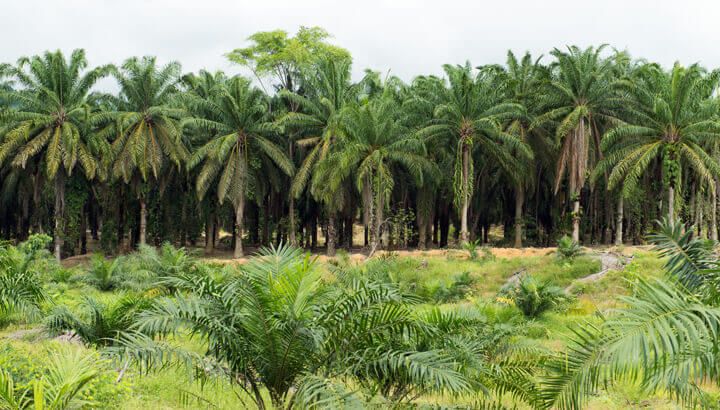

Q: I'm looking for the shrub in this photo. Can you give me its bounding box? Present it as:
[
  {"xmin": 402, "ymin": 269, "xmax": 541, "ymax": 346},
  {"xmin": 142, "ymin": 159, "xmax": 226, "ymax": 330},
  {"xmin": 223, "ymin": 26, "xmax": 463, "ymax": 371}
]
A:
[
  {"xmin": 86, "ymin": 254, "xmax": 124, "ymax": 291},
  {"xmin": 462, "ymin": 239, "xmax": 481, "ymax": 260},
  {"xmin": 0, "ymin": 341, "xmax": 131, "ymax": 409},
  {"xmin": 0, "ymin": 234, "xmax": 51, "ymax": 325},
  {"xmin": 45, "ymin": 295, "xmax": 152, "ymax": 346},
  {"xmin": 501, "ymin": 275, "xmax": 571, "ymax": 318},
  {"xmin": 556, "ymin": 236, "xmax": 583, "ymax": 260}
]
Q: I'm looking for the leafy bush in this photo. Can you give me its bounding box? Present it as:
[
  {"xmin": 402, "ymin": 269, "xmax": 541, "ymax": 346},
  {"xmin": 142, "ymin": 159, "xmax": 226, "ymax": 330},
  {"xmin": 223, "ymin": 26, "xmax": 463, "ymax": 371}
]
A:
[
  {"xmin": 421, "ymin": 271, "xmax": 476, "ymax": 303},
  {"xmin": 462, "ymin": 239, "xmax": 481, "ymax": 260},
  {"xmin": 501, "ymin": 275, "xmax": 571, "ymax": 318},
  {"xmin": 114, "ymin": 245, "xmax": 524, "ymax": 409},
  {"xmin": 0, "ymin": 341, "xmax": 131, "ymax": 409},
  {"xmin": 556, "ymin": 236, "xmax": 583, "ymax": 260},
  {"xmin": 85, "ymin": 254, "xmax": 125, "ymax": 291},
  {"xmin": 45, "ymin": 295, "xmax": 152, "ymax": 346},
  {"xmin": 0, "ymin": 234, "xmax": 52, "ymax": 325}
]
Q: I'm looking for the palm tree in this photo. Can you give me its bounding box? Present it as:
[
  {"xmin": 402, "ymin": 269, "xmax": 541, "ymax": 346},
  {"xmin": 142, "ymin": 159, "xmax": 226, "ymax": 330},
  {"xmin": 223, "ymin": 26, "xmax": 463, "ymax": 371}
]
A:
[
  {"xmin": 278, "ymin": 57, "xmax": 359, "ymax": 255},
  {"xmin": 498, "ymin": 51, "xmax": 547, "ymax": 247},
  {"xmin": 115, "ymin": 245, "xmax": 476, "ymax": 409},
  {"xmin": 315, "ymin": 96, "xmax": 435, "ymax": 255},
  {"xmin": 104, "ymin": 57, "xmax": 188, "ymax": 246},
  {"xmin": 0, "ymin": 346, "xmax": 102, "ymax": 409},
  {"xmin": 185, "ymin": 76, "xmax": 294, "ymax": 258},
  {"xmin": 0, "ymin": 234, "xmax": 50, "ymax": 323},
  {"xmin": 0, "ymin": 50, "xmax": 110, "ymax": 259},
  {"xmin": 45, "ymin": 294, "xmax": 151, "ymax": 346},
  {"xmin": 596, "ymin": 63, "xmax": 720, "ymax": 222},
  {"xmin": 537, "ymin": 45, "xmax": 619, "ymax": 242},
  {"xmin": 417, "ymin": 63, "xmax": 530, "ymax": 244}
]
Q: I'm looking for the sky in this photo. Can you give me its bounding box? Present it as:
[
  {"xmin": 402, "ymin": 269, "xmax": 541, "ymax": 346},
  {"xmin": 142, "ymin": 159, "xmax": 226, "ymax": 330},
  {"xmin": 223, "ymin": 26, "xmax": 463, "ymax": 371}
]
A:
[{"xmin": 4, "ymin": 0, "xmax": 720, "ymax": 86}]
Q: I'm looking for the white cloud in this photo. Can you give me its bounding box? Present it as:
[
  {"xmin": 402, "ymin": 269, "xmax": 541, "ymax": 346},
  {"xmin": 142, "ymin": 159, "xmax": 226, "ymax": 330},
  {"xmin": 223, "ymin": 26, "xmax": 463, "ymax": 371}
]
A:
[{"xmin": 4, "ymin": 0, "xmax": 720, "ymax": 87}]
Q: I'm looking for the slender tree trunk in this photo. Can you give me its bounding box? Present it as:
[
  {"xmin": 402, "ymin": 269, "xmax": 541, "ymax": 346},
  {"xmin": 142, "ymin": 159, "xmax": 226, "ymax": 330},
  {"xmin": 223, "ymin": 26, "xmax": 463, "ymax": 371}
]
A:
[
  {"xmin": 514, "ymin": 185, "xmax": 524, "ymax": 248},
  {"xmin": 53, "ymin": 174, "xmax": 65, "ymax": 260},
  {"xmin": 234, "ymin": 196, "xmax": 245, "ymax": 258},
  {"xmin": 668, "ymin": 186, "xmax": 675, "ymax": 221},
  {"xmin": 288, "ymin": 196, "xmax": 296, "ymax": 246},
  {"xmin": 139, "ymin": 197, "xmax": 147, "ymax": 246},
  {"xmin": 418, "ymin": 216, "xmax": 427, "ymax": 250},
  {"xmin": 572, "ymin": 199, "xmax": 580, "ymax": 243},
  {"xmin": 326, "ymin": 213, "xmax": 336, "ymax": 257},
  {"xmin": 370, "ymin": 194, "xmax": 384, "ymax": 256},
  {"xmin": 459, "ymin": 142, "xmax": 470, "ymax": 244},
  {"xmin": 204, "ymin": 212, "xmax": 214, "ymax": 255},
  {"xmin": 615, "ymin": 196, "xmax": 624, "ymax": 246},
  {"xmin": 713, "ymin": 179, "xmax": 719, "ymax": 241}
]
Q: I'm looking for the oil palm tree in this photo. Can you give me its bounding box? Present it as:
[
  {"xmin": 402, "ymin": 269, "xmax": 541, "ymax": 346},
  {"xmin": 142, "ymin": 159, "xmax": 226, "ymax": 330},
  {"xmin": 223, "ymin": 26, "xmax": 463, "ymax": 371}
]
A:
[
  {"xmin": 417, "ymin": 63, "xmax": 530, "ymax": 244},
  {"xmin": 278, "ymin": 57, "xmax": 359, "ymax": 255},
  {"xmin": 104, "ymin": 57, "xmax": 188, "ymax": 246},
  {"xmin": 596, "ymin": 63, "xmax": 720, "ymax": 221},
  {"xmin": 0, "ymin": 49, "xmax": 110, "ymax": 259},
  {"xmin": 184, "ymin": 76, "xmax": 294, "ymax": 257},
  {"xmin": 315, "ymin": 96, "xmax": 435, "ymax": 255},
  {"xmin": 498, "ymin": 51, "xmax": 547, "ymax": 247},
  {"xmin": 114, "ymin": 245, "xmax": 475, "ymax": 409},
  {"xmin": 537, "ymin": 45, "xmax": 620, "ymax": 242},
  {"xmin": 0, "ymin": 234, "xmax": 50, "ymax": 323}
]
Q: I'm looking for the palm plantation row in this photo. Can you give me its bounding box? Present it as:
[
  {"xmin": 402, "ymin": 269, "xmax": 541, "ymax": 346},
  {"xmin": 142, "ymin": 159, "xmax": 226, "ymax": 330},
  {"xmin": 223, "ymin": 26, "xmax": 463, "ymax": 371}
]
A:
[{"xmin": 2, "ymin": 27, "xmax": 720, "ymax": 260}]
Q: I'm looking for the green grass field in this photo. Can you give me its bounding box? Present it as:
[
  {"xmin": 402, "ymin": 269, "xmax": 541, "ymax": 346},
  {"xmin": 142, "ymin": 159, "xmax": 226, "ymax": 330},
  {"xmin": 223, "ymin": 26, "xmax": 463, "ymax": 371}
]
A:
[{"xmin": 1, "ymin": 246, "xmax": 705, "ymax": 409}]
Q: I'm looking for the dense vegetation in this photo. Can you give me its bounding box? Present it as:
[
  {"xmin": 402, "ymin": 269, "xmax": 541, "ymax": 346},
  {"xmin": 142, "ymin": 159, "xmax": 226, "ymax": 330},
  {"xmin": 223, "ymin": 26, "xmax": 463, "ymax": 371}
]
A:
[
  {"xmin": 3, "ymin": 27, "xmax": 720, "ymax": 261},
  {"xmin": 0, "ymin": 220, "xmax": 719, "ymax": 409},
  {"xmin": 4, "ymin": 26, "xmax": 720, "ymax": 409}
]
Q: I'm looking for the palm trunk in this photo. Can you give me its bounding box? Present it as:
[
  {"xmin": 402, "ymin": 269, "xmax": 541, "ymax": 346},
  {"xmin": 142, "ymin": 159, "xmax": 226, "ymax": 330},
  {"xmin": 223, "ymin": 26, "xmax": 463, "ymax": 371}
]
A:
[
  {"xmin": 668, "ymin": 186, "xmax": 675, "ymax": 221},
  {"xmin": 288, "ymin": 196, "xmax": 296, "ymax": 246},
  {"xmin": 370, "ymin": 194, "xmax": 384, "ymax": 256},
  {"xmin": 326, "ymin": 213, "xmax": 336, "ymax": 257},
  {"xmin": 713, "ymin": 179, "xmax": 719, "ymax": 241},
  {"xmin": 615, "ymin": 196, "xmax": 624, "ymax": 246},
  {"xmin": 234, "ymin": 196, "xmax": 245, "ymax": 258},
  {"xmin": 204, "ymin": 212, "xmax": 214, "ymax": 255},
  {"xmin": 418, "ymin": 214, "xmax": 427, "ymax": 250},
  {"xmin": 139, "ymin": 197, "xmax": 147, "ymax": 246},
  {"xmin": 459, "ymin": 142, "xmax": 470, "ymax": 244},
  {"xmin": 53, "ymin": 173, "xmax": 65, "ymax": 260},
  {"xmin": 514, "ymin": 185, "xmax": 524, "ymax": 248},
  {"xmin": 572, "ymin": 199, "xmax": 580, "ymax": 243}
]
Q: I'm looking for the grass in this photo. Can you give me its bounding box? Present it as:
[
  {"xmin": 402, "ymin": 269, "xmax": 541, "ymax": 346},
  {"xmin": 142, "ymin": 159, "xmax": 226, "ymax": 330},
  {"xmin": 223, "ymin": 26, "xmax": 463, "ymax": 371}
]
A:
[{"xmin": 0, "ymin": 245, "xmax": 691, "ymax": 409}]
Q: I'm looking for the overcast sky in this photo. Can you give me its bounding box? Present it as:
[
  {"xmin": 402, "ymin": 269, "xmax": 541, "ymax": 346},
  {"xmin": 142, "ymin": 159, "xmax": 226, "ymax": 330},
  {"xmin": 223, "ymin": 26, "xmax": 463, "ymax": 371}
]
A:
[{"xmin": 4, "ymin": 0, "xmax": 720, "ymax": 86}]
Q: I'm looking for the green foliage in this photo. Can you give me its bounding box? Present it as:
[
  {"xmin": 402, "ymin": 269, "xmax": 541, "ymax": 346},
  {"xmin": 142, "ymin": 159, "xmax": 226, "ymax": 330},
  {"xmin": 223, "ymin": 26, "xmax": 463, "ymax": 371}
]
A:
[
  {"xmin": 501, "ymin": 275, "xmax": 571, "ymax": 318},
  {"xmin": 110, "ymin": 245, "xmax": 542, "ymax": 408},
  {"xmin": 0, "ymin": 234, "xmax": 51, "ymax": 325},
  {"xmin": 0, "ymin": 342, "xmax": 130, "ymax": 409},
  {"xmin": 556, "ymin": 235, "xmax": 583, "ymax": 260},
  {"xmin": 45, "ymin": 295, "xmax": 152, "ymax": 346},
  {"xmin": 463, "ymin": 239, "xmax": 482, "ymax": 259},
  {"xmin": 85, "ymin": 254, "xmax": 123, "ymax": 291}
]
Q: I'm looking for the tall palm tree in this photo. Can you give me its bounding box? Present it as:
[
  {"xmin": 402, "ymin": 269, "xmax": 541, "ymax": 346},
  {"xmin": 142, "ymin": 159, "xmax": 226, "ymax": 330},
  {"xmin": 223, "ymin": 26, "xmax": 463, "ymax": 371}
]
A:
[
  {"xmin": 278, "ymin": 57, "xmax": 359, "ymax": 255},
  {"xmin": 0, "ymin": 50, "xmax": 110, "ymax": 259},
  {"xmin": 596, "ymin": 63, "xmax": 720, "ymax": 222},
  {"xmin": 537, "ymin": 45, "xmax": 619, "ymax": 242},
  {"xmin": 104, "ymin": 57, "xmax": 188, "ymax": 246},
  {"xmin": 498, "ymin": 51, "xmax": 547, "ymax": 247},
  {"xmin": 417, "ymin": 63, "xmax": 530, "ymax": 244},
  {"xmin": 315, "ymin": 97, "xmax": 435, "ymax": 255},
  {"xmin": 185, "ymin": 76, "xmax": 294, "ymax": 258}
]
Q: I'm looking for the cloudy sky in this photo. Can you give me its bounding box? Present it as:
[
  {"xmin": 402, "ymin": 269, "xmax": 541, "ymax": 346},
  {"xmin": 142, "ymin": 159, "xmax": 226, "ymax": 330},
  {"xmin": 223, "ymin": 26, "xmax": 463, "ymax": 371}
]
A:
[{"xmin": 4, "ymin": 0, "xmax": 720, "ymax": 84}]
